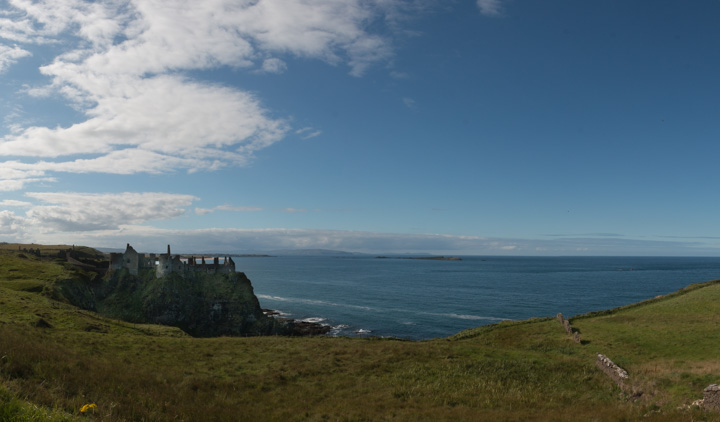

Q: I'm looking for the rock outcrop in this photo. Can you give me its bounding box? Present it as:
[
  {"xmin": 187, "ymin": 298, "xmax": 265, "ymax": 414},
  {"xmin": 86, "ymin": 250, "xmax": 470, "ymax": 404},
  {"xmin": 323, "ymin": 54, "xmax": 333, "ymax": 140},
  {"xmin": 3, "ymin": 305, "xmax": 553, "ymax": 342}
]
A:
[
  {"xmin": 703, "ymin": 384, "xmax": 720, "ymax": 412},
  {"xmin": 46, "ymin": 246, "xmax": 331, "ymax": 337},
  {"xmin": 97, "ymin": 267, "xmax": 289, "ymax": 337}
]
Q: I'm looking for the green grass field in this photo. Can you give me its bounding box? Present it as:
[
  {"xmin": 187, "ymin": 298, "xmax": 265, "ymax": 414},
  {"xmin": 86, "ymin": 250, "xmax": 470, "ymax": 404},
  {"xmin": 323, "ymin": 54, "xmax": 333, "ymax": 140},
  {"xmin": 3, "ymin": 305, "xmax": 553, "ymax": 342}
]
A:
[{"xmin": 2, "ymin": 246, "xmax": 720, "ymax": 420}]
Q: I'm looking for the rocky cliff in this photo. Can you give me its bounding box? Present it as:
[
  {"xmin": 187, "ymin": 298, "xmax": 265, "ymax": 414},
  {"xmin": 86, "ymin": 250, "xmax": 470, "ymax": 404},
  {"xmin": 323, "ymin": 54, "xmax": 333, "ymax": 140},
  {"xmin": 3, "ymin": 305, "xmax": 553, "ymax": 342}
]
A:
[
  {"xmin": 89, "ymin": 267, "xmax": 288, "ymax": 336},
  {"xmin": 44, "ymin": 251, "xmax": 328, "ymax": 337}
]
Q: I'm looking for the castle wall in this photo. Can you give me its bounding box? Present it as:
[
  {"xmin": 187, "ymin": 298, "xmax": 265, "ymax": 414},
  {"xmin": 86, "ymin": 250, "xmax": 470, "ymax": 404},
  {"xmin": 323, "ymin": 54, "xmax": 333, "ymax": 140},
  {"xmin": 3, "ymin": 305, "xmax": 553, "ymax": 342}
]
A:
[
  {"xmin": 156, "ymin": 254, "xmax": 172, "ymax": 278},
  {"xmin": 172, "ymin": 256, "xmax": 187, "ymax": 277},
  {"xmin": 109, "ymin": 244, "xmax": 236, "ymax": 278},
  {"xmin": 109, "ymin": 253, "xmax": 124, "ymax": 271},
  {"xmin": 123, "ymin": 244, "xmax": 139, "ymax": 276}
]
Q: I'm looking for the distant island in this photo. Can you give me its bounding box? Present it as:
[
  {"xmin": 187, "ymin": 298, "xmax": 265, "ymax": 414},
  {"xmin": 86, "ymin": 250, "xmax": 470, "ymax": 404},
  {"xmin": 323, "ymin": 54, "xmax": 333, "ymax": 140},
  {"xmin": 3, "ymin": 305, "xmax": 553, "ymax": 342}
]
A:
[{"xmin": 375, "ymin": 256, "xmax": 462, "ymax": 261}]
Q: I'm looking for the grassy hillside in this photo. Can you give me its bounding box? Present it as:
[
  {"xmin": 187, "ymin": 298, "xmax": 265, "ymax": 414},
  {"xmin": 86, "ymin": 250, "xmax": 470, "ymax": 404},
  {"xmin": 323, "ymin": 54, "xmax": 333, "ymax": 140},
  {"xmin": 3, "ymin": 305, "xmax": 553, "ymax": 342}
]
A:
[{"xmin": 1, "ymin": 245, "xmax": 720, "ymax": 420}]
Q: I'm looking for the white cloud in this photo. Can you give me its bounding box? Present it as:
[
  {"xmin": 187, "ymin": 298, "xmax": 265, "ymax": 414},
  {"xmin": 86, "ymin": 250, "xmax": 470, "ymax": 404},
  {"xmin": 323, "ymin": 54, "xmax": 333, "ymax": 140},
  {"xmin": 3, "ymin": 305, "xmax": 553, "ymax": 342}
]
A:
[
  {"xmin": 403, "ymin": 97, "xmax": 416, "ymax": 109},
  {"xmin": 0, "ymin": 43, "xmax": 31, "ymax": 72},
  {"xmin": 19, "ymin": 227, "xmax": 720, "ymax": 257},
  {"xmin": 0, "ymin": 210, "xmax": 26, "ymax": 236},
  {"xmin": 295, "ymin": 127, "xmax": 322, "ymax": 140},
  {"xmin": 195, "ymin": 205, "xmax": 264, "ymax": 215},
  {"xmin": 476, "ymin": 0, "xmax": 503, "ymax": 16},
  {"xmin": 0, "ymin": 199, "xmax": 32, "ymax": 207},
  {"xmin": 217, "ymin": 205, "xmax": 263, "ymax": 212},
  {"xmin": 0, "ymin": 175, "xmax": 56, "ymax": 191},
  {"xmin": 261, "ymin": 57, "xmax": 287, "ymax": 74},
  {"xmin": 283, "ymin": 208, "xmax": 307, "ymax": 213},
  {"xmin": 24, "ymin": 191, "xmax": 197, "ymax": 231},
  {"xmin": 301, "ymin": 130, "xmax": 322, "ymax": 140},
  {"xmin": 0, "ymin": 0, "xmax": 402, "ymax": 187},
  {"xmin": 0, "ymin": 75, "xmax": 288, "ymax": 164}
]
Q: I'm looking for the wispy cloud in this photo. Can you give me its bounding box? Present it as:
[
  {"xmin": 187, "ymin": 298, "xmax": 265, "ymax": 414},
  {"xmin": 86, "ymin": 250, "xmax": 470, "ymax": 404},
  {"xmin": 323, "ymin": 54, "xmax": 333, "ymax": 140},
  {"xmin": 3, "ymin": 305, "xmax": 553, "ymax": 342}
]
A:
[
  {"xmin": 403, "ymin": 97, "xmax": 416, "ymax": 109},
  {"xmin": 543, "ymin": 233, "xmax": 626, "ymax": 238},
  {"xmin": 23, "ymin": 192, "xmax": 197, "ymax": 231},
  {"xmin": 0, "ymin": 177, "xmax": 56, "ymax": 192},
  {"xmin": 0, "ymin": 0, "xmax": 401, "ymax": 189},
  {"xmin": 476, "ymin": 0, "xmax": 503, "ymax": 16},
  {"xmin": 390, "ymin": 70, "xmax": 409, "ymax": 79},
  {"xmin": 302, "ymin": 130, "xmax": 322, "ymax": 140},
  {"xmin": 0, "ymin": 199, "xmax": 32, "ymax": 207},
  {"xmin": 2, "ymin": 206, "xmax": 717, "ymax": 256},
  {"xmin": 295, "ymin": 127, "xmax": 322, "ymax": 140},
  {"xmin": 0, "ymin": 43, "xmax": 31, "ymax": 72},
  {"xmin": 15, "ymin": 227, "xmax": 719, "ymax": 256},
  {"xmin": 195, "ymin": 205, "xmax": 263, "ymax": 216},
  {"xmin": 261, "ymin": 57, "xmax": 287, "ymax": 74}
]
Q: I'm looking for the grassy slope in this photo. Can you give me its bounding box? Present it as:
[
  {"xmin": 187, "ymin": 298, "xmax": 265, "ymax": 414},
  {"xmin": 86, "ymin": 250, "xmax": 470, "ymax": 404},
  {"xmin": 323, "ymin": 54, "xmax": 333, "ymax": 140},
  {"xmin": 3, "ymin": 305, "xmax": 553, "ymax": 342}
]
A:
[
  {"xmin": 573, "ymin": 280, "xmax": 720, "ymax": 407},
  {"xmin": 1, "ymin": 247, "xmax": 720, "ymax": 421}
]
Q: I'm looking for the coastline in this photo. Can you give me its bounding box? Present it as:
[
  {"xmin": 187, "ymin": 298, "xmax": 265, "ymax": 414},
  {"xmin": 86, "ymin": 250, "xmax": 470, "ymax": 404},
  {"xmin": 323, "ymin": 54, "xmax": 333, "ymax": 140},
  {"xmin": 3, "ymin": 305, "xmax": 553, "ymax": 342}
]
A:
[{"xmin": 263, "ymin": 309, "xmax": 332, "ymax": 336}]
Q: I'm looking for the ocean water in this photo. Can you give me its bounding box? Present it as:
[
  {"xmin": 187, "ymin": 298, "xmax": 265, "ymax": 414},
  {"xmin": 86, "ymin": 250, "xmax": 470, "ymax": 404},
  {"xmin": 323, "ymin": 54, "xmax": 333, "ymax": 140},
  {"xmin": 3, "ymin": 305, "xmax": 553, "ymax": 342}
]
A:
[{"xmin": 237, "ymin": 256, "xmax": 720, "ymax": 340}]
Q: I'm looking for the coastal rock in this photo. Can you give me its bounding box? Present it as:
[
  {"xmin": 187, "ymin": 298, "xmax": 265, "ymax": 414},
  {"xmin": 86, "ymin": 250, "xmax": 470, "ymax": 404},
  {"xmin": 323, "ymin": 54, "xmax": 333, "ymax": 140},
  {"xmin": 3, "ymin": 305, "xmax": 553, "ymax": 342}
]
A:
[
  {"xmin": 283, "ymin": 319, "xmax": 332, "ymax": 336},
  {"xmin": 97, "ymin": 268, "xmax": 288, "ymax": 337},
  {"xmin": 263, "ymin": 310, "xmax": 332, "ymax": 336}
]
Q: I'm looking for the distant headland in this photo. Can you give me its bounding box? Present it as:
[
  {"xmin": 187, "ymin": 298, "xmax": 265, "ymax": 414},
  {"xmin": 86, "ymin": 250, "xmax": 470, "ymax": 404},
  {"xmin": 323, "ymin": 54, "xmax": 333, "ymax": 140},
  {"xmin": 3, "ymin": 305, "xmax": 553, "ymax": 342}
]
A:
[{"xmin": 375, "ymin": 256, "xmax": 462, "ymax": 261}]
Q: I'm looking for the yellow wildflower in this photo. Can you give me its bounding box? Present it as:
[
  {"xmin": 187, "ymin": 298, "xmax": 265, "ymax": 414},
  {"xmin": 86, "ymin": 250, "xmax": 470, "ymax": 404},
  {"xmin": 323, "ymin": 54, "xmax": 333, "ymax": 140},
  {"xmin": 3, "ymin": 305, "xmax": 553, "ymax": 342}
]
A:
[{"xmin": 80, "ymin": 403, "xmax": 97, "ymax": 413}]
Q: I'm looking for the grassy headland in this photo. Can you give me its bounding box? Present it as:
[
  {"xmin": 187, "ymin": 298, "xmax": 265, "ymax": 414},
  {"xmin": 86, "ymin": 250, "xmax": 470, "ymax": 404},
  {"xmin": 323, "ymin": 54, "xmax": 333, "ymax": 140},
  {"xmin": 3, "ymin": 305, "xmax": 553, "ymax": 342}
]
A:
[{"xmin": 1, "ymin": 245, "xmax": 720, "ymax": 420}]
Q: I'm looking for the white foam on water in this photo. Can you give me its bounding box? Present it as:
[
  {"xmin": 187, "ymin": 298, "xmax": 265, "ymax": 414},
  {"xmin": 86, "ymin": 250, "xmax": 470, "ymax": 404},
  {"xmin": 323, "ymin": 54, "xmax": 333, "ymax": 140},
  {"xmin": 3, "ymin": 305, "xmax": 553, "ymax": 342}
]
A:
[
  {"xmin": 301, "ymin": 317, "xmax": 327, "ymax": 324},
  {"xmin": 256, "ymin": 294, "xmax": 376, "ymax": 311},
  {"xmin": 422, "ymin": 312, "xmax": 508, "ymax": 321},
  {"xmin": 327, "ymin": 324, "xmax": 352, "ymax": 337}
]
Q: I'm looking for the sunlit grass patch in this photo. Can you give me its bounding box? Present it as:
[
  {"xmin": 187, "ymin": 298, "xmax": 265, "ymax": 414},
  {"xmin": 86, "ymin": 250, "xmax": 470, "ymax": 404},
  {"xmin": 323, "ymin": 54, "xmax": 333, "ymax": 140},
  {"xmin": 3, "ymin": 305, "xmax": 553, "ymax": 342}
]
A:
[
  {"xmin": 0, "ymin": 382, "xmax": 79, "ymax": 422},
  {"xmin": 571, "ymin": 281, "xmax": 720, "ymax": 410}
]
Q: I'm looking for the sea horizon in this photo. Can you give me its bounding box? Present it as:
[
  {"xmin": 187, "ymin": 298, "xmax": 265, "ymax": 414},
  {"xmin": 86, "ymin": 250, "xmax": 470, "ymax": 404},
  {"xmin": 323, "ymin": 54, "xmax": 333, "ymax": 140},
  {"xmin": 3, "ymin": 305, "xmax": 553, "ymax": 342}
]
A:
[{"xmin": 233, "ymin": 255, "xmax": 720, "ymax": 340}]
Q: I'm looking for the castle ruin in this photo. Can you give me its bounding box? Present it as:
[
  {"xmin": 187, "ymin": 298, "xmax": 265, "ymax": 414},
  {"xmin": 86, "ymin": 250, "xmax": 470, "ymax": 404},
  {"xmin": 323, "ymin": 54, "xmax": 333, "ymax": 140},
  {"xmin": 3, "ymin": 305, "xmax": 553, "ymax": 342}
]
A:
[{"xmin": 108, "ymin": 244, "xmax": 235, "ymax": 278}]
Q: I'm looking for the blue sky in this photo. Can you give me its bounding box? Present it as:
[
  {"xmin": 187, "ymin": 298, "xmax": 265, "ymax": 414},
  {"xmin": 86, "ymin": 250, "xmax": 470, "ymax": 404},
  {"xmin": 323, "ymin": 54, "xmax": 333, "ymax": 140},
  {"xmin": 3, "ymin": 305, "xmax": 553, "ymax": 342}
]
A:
[{"xmin": 1, "ymin": 0, "xmax": 720, "ymax": 255}]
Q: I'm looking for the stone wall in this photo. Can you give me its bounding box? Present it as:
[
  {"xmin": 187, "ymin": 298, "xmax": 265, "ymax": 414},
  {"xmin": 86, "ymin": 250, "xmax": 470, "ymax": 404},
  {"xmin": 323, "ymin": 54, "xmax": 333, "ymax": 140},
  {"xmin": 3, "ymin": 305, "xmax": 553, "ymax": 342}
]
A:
[
  {"xmin": 108, "ymin": 244, "xmax": 236, "ymax": 279},
  {"xmin": 703, "ymin": 384, "xmax": 720, "ymax": 412},
  {"xmin": 556, "ymin": 313, "xmax": 581, "ymax": 343},
  {"xmin": 108, "ymin": 243, "xmax": 140, "ymax": 275},
  {"xmin": 156, "ymin": 254, "xmax": 186, "ymax": 278},
  {"xmin": 596, "ymin": 353, "xmax": 629, "ymax": 391}
]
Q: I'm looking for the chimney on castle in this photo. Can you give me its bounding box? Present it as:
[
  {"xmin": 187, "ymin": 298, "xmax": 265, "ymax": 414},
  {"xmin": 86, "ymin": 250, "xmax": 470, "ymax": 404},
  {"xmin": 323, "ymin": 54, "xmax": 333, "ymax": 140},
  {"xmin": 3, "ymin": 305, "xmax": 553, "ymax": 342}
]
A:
[{"xmin": 167, "ymin": 245, "xmax": 171, "ymax": 256}]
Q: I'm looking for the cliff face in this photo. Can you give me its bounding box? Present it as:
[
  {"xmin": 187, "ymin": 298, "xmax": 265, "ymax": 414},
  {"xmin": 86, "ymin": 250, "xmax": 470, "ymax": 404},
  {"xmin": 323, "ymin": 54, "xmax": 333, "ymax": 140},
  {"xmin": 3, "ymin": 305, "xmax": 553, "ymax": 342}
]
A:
[
  {"xmin": 64, "ymin": 267, "xmax": 289, "ymax": 337},
  {"xmin": 137, "ymin": 270, "xmax": 286, "ymax": 337}
]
